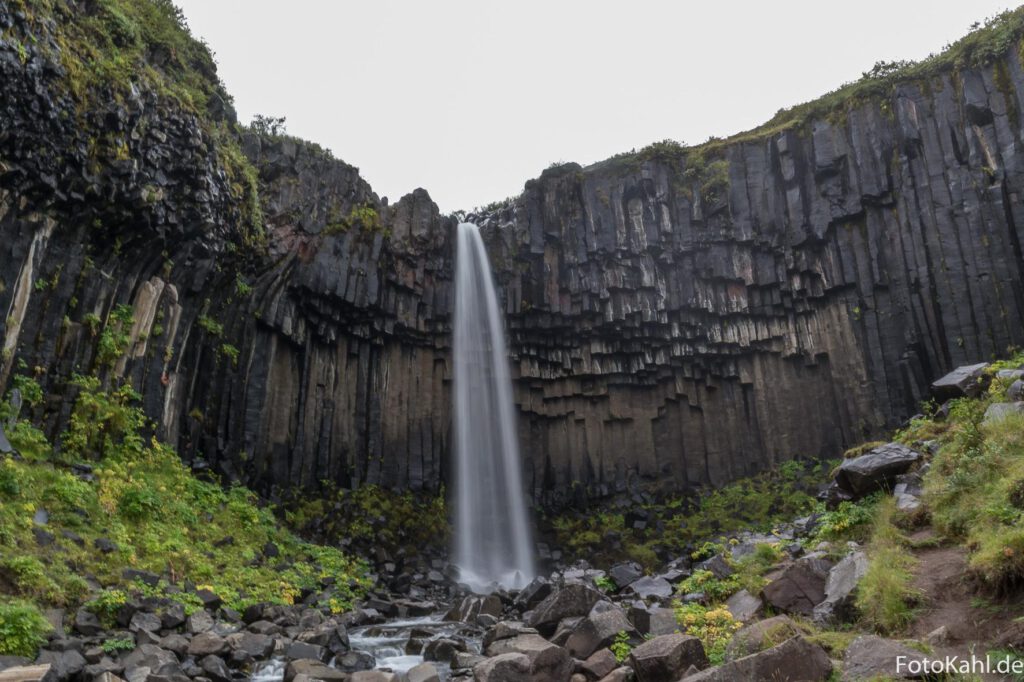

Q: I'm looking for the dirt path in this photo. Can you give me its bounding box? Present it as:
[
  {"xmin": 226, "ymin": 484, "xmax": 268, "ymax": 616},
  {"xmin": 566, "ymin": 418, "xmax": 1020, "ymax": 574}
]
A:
[{"xmin": 907, "ymin": 529, "xmax": 1023, "ymax": 680}]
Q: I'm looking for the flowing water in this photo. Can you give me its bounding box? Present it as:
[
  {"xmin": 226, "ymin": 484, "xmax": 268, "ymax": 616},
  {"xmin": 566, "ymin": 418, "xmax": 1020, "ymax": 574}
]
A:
[{"xmin": 452, "ymin": 222, "xmax": 535, "ymax": 592}]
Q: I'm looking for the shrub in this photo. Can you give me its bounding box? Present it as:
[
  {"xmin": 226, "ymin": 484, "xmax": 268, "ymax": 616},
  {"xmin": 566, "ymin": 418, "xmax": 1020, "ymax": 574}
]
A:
[
  {"xmin": 102, "ymin": 637, "xmax": 135, "ymax": 654},
  {"xmin": 677, "ymin": 570, "xmax": 741, "ymax": 602},
  {"xmin": 610, "ymin": 630, "xmax": 633, "ymax": 663},
  {"xmin": 0, "ymin": 600, "xmax": 51, "ymax": 657},
  {"xmin": 673, "ymin": 603, "xmax": 741, "ymax": 665},
  {"xmin": 813, "ymin": 495, "xmax": 880, "ymax": 543}
]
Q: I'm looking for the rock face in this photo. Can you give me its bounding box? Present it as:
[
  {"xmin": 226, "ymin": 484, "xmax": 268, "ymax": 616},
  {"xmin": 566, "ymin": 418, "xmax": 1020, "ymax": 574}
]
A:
[{"xmin": 4, "ymin": 3, "xmax": 1024, "ymax": 504}]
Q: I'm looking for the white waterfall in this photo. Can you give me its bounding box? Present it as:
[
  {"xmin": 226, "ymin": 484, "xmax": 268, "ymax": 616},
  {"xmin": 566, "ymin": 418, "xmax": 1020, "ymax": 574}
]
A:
[{"xmin": 452, "ymin": 222, "xmax": 535, "ymax": 592}]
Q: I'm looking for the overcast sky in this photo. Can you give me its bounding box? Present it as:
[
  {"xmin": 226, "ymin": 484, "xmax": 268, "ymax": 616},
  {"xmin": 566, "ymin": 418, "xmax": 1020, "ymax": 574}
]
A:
[{"xmin": 175, "ymin": 1, "xmax": 1012, "ymax": 212}]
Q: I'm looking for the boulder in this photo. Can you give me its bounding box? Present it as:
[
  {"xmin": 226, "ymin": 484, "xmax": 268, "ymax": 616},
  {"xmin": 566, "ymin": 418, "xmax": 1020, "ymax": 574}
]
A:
[
  {"xmin": 473, "ymin": 652, "xmax": 531, "ymax": 682},
  {"xmin": 73, "ymin": 609, "xmax": 103, "ymax": 636},
  {"xmin": 842, "ymin": 635, "xmax": 927, "ymax": 681},
  {"xmin": 623, "ymin": 577, "xmax": 673, "ymax": 601},
  {"xmin": 128, "ymin": 612, "xmax": 161, "ymax": 634},
  {"xmin": 984, "ymin": 402, "xmax": 1024, "ymax": 424},
  {"xmin": 447, "ymin": 595, "xmax": 503, "ymax": 623},
  {"xmin": 227, "ymin": 631, "xmax": 275, "ymax": 658},
  {"xmin": 423, "ymin": 638, "xmax": 465, "ymax": 665},
  {"xmin": 580, "ymin": 649, "xmax": 618, "ymax": 680},
  {"xmin": 761, "ymin": 558, "xmax": 831, "ymax": 616},
  {"xmin": 683, "ymin": 635, "xmax": 831, "ymax": 681},
  {"xmin": 627, "ymin": 634, "xmax": 708, "ymax": 682},
  {"xmin": 35, "ymin": 650, "xmax": 85, "ymax": 682},
  {"xmin": 527, "ymin": 585, "xmax": 605, "ymax": 633},
  {"xmin": 198, "ymin": 655, "xmax": 230, "ymax": 682},
  {"xmin": 724, "ymin": 615, "xmax": 801, "ymax": 660},
  {"xmin": 931, "ymin": 363, "xmax": 989, "ymax": 400},
  {"xmin": 160, "ymin": 604, "xmax": 185, "ymax": 630},
  {"xmin": 157, "ymin": 635, "xmax": 189, "ymax": 656},
  {"xmin": 349, "ymin": 673, "xmax": 397, "ymax": 682},
  {"xmin": 1009, "ymin": 379, "xmax": 1024, "ymax": 401},
  {"xmin": 483, "ymin": 622, "xmax": 539, "ymax": 650},
  {"xmin": 407, "ymin": 662, "xmax": 440, "ymax": 682},
  {"xmin": 627, "ymin": 606, "xmax": 677, "ymax": 637},
  {"xmin": 695, "ymin": 555, "xmax": 733, "ymax": 580},
  {"xmin": 185, "ymin": 611, "xmax": 214, "ymax": 634},
  {"xmin": 284, "ymin": 659, "xmax": 349, "ymax": 682},
  {"xmin": 813, "ymin": 551, "xmax": 868, "ymax": 625},
  {"xmin": 564, "ymin": 605, "xmax": 637, "ymax": 659},
  {"xmin": 596, "ymin": 668, "xmax": 632, "ymax": 682},
  {"xmin": 514, "ymin": 579, "xmax": 553, "ymax": 611},
  {"xmin": 120, "ymin": 646, "xmax": 177, "ymax": 672},
  {"xmin": 485, "ymin": 634, "xmax": 573, "ymax": 682},
  {"xmin": 285, "ymin": 641, "xmax": 327, "ymax": 663},
  {"xmin": 187, "ymin": 633, "xmax": 227, "ymax": 657},
  {"xmin": 835, "ymin": 443, "xmax": 921, "ymax": 497},
  {"xmin": 335, "ymin": 650, "xmax": 375, "ymax": 672},
  {"xmin": 607, "ymin": 563, "xmax": 643, "ymax": 589},
  {"xmin": 724, "ymin": 590, "xmax": 763, "ymax": 623}
]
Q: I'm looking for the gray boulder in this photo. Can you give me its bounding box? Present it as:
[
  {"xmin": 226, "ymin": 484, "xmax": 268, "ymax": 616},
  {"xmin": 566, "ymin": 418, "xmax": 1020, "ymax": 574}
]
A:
[
  {"xmin": 984, "ymin": 402, "xmax": 1024, "ymax": 424},
  {"xmin": 813, "ymin": 551, "xmax": 868, "ymax": 625},
  {"xmin": 350, "ymin": 672, "xmax": 397, "ymax": 682},
  {"xmin": 580, "ymin": 649, "xmax": 618, "ymax": 679},
  {"xmin": 627, "ymin": 634, "xmax": 708, "ymax": 682},
  {"xmin": 683, "ymin": 635, "xmax": 831, "ymax": 681},
  {"xmin": 485, "ymin": 634, "xmax": 572, "ymax": 682},
  {"xmin": 284, "ymin": 659, "xmax": 349, "ymax": 682},
  {"xmin": 761, "ymin": 557, "xmax": 832, "ymax": 616},
  {"xmin": 473, "ymin": 652, "xmax": 531, "ymax": 682},
  {"xmin": 527, "ymin": 585, "xmax": 605, "ymax": 633},
  {"xmin": 187, "ymin": 633, "xmax": 227, "ymax": 657},
  {"xmin": 835, "ymin": 443, "xmax": 921, "ymax": 497},
  {"xmin": 35, "ymin": 650, "xmax": 86, "ymax": 682},
  {"xmin": 724, "ymin": 615, "xmax": 801, "ymax": 661},
  {"xmin": 564, "ymin": 605, "xmax": 637, "ymax": 659},
  {"xmin": 931, "ymin": 363, "xmax": 989, "ymax": 400},
  {"xmin": 607, "ymin": 563, "xmax": 643, "ymax": 589},
  {"xmin": 842, "ymin": 635, "xmax": 927, "ymax": 681},
  {"xmin": 407, "ymin": 662, "xmax": 440, "ymax": 682},
  {"xmin": 624, "ymin": 576, "xmax": 673, "ymax": 601},
  {"xmin": 724, "ymin": 590, "xmax": 763, "ymax": 623}
]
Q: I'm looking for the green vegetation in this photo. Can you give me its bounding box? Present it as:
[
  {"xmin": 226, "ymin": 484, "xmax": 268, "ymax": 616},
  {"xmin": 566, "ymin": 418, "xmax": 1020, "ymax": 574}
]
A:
[
  {"xmin": 916, "ymin": 352, "xmax": 1024, "ymax": 593},
  {"xmin": 594, "ymin": 574, "xmax": 616, "ymax": 593},
  {"xmin": 546, "ymin": 459, "xmax": 827, "ymax": 569},
  {"xmin": 11, "ymin": 0, "xmax": 265, "ymax": 245},
  {"xmin": 673, "ymin": 603, "xmax": 741, "ymax": 665},
  {"xmin": 323, "ymin": 203, "xmax": 384, "ymax": 237},
  {"xmin": 0, "ymin": 373, "xmax": 372, "ymax": 627},
  {"xmin": 96, "ymin": 304, "xmax": 135, "ymax": 366},
  {"xmin": 0, "ymin": 600, "xmax": 51, "ymax": 657},
  {"xmin": 102, "ymin": 637, "xmax": 135, "ymax": 654},
  {"xmin": 610, "ymin": 630, "xmax": 633, "ymax": 663},
  {"xmin": 854, "ymin": 498, "xmax": 921, "ymax": 633},
  {"xmin": 197, "ymin": 314, "xmax": 224, "ymax": 337},
  {"xmin": 282, "ymin": 482, "xmax": 448, "ymax": 556},
  {"xmin": 812, "ymin": 495, "xmax": 882, "ymax": 543}
]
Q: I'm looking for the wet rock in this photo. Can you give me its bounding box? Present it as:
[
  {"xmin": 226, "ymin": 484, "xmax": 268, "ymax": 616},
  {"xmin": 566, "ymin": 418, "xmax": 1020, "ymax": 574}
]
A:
[
  {"xmin": 931, "ymin": 363, "xmax": 989, "ymax": 400},
  {"xmin": 485, "ymin": 634, "xmax": 573, "ymax": 682},
  {"xmin": 335, "ymin": 650, "xmax": 375, "ymax": 672},
  {"xmin": 813, "ymin": 551, "xmax": 868, "ymax": 625},
  {"xmin": 285, "ymin": 641, "xmax": 327, "ymax": 663},
  {"xmin": 424, "ymin": 638, "xmax": 466, "ymax": 665},
  {"xmin": 835, "ymin": 443, "xmax": 921, "ymax": 497},
  {"xmin": 684, "ymin": 635, "xmax": 831, "ymax": 681},
  {"xmin": 527, "ymin": 585, "xmax": 605, "ymax": 634},
  {"xmin": 284, "ymin": 659, "xmax": 349, "ymax": 682},
  {"xmin": 842, "ymin": 635, "xmax": 927, "ymax": 681},
  {"xmin": 627, "ymin": 634, "xmax": 708, "ymax": 682},
  {"xmin": 473, "ymin": 652, "xmax": 531, "ymax": 682},
  {"xmin": 198, "ymin": 655, "xmax": 231, "ymax": 682},
  {"xmin": 350, "ymin": 672, "xmax": 397, "ymax": 682},
  {"xmin": 407, "ymin": 662, "xmax": 441, "ymax": 682}
]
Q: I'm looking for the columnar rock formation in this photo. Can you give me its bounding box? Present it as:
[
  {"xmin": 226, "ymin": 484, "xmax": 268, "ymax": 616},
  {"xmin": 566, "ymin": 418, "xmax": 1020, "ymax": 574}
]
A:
[{"xmin": 2, "ymin": 4, "xmax": 1023, "ymax": 505}]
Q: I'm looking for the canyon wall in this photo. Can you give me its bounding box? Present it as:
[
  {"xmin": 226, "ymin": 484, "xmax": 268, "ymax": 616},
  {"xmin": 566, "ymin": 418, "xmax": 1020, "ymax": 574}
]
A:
[{"xmin": 2, "ymin": 3, "xmax": 1023, "ymax": 506}]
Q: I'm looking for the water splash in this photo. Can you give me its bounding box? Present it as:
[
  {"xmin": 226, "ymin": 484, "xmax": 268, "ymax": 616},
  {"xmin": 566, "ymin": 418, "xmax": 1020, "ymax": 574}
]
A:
[{"xmin": 452, "ymin": 222, "xmax": 535, "ymax": 592}]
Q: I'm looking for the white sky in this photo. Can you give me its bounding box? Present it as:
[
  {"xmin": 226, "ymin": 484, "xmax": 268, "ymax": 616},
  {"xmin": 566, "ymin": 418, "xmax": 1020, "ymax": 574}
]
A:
[{"xmin": 175, "ymin": 1, "xmax": 1013, "ymax": 212}]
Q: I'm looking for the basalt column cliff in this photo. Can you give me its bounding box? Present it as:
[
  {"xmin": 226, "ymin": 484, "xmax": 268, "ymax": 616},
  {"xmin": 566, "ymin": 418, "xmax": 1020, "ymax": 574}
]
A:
[{"xmin": 2, "ymin": 3, "xmax": 1023, "ymax": 506}]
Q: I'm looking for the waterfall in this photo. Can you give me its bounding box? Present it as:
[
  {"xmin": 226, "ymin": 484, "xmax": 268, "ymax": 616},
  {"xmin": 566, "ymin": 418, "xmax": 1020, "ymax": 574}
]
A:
[{"xmin": 452, "ymin": 222, "xmax": 535, "ymax": 592}]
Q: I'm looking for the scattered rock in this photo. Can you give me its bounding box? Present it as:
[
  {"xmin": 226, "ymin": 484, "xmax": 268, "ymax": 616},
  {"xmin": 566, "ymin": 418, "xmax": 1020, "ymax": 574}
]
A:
[
  {"xmin": 931, "ymin": 363, "xmax": 989, "ymax": 400},
  {"xmin": 188, "ymin": 633, "xmax": 228, "ymax": 657},
  {"xmin": 624, "ymin": 576, "xmax": 673, "ymax": 601},
  {"xmin": 407, "ymin": 662, "xmax": 440, "ymax": 682},
  {"xmin": 527, "ymin": 585, "xmax": 605, "ymax": 633},
  {"xmin": 683, "ymin": 635, "xmax": 831, "ymax": 681},
  {"xmin": 565, "ymin": 605, "xmax": 637, "ymax": 659},
  {"xmin": 285, "ymin": 659, "xmax": 349, "ymax": 682},
  {"xmin": 485, "ymin": 634, "xmax": 573, "ymax": 682},
  {"xmin": 607, "ymin": 563, "xmax": 643, "ymax": 589},
  {"xmin": 761, "ymin": 557, "xmax": 831, "ymax": 616},
  {"xmin": 724, "ymin": 590, "xmax": 763, "ymax": 623},
  {"xmin": 842, "ymin": 635, "xmax": 927, "ymax": 681},
  {"xmin": 627, "ymin": 633, "xmax": 708, "ymax": 682},
  {"xmin": 724, "ymin": 615, "xmax": 802, "ymax": 660},
  {"xmin": 835, "ymin": 443, "xmax": 921, "ymax": 497},
  {"xmin": 580, "ymin": 649, "xmax": 618, "ymax": 680},
  {"xmin": 812, "ymin": 551, "xmax": 868, "ymax": 625}
]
